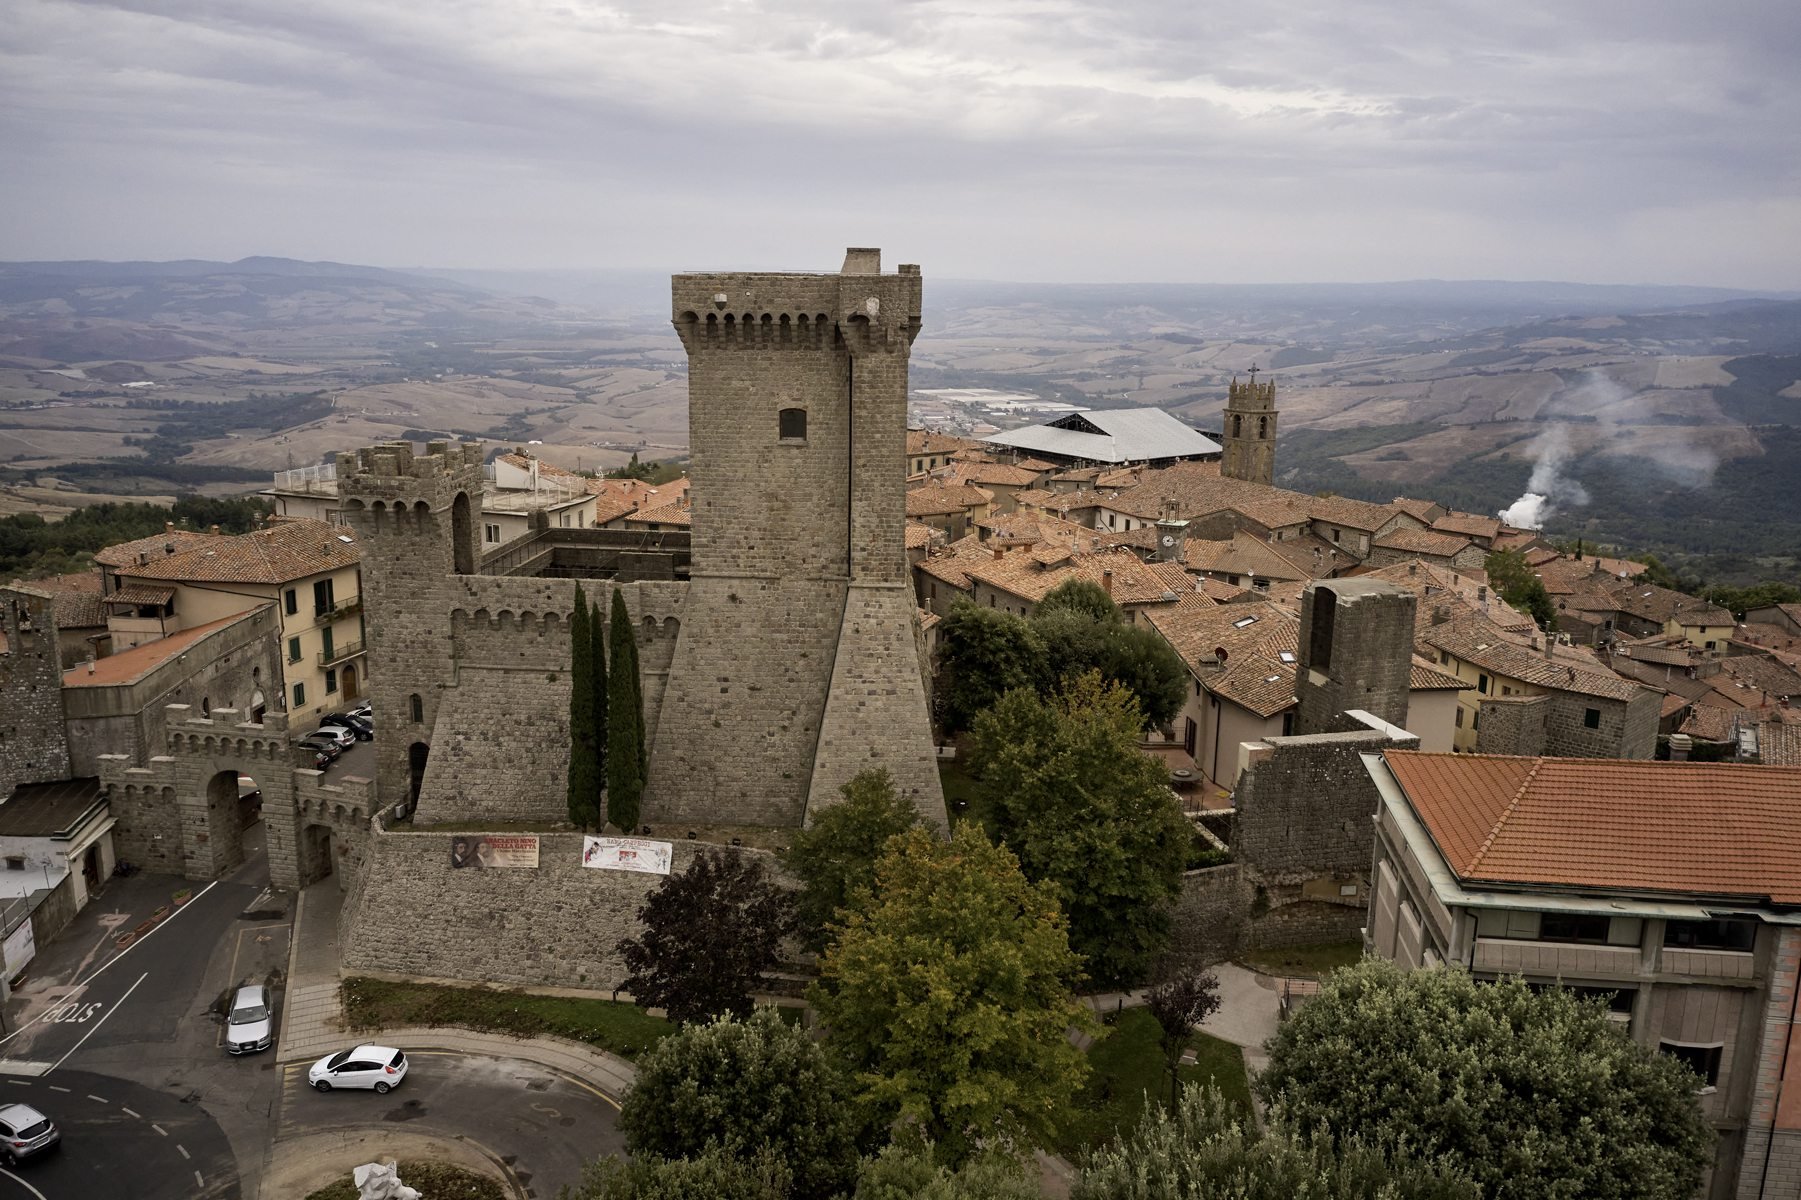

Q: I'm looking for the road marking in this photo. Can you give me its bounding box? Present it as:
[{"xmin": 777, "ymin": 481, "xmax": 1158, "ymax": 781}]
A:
[
  {"xmin": 0, "ymin": 880, "xmax": 220, "ymax": 1052},
  {"xmin": 194, "ymin": 1170, "xmax": 205, "ymax": 1188},
  {"xmin": 0, "ymin": 1165, "xmax": 48, "ymax": 1199},
  {"xmin": 177, "ymin": 1143, "xmax": 190, "ymax": 1160},
  {"xmin": 121, "ymin": 1106, "xmax": 140, "ymax": 1118},
  {"xmin": 47, "ymin": 1086, "xmax": 69, "ymax": 1093},
  {"xmin": 50, "ymin": 972, "xmax": 148, "ymax": 1075},
  {"xmin": 152, "ymin": 1123, "xmax": 167, "ymax": 1137},
  {"xmin": 86, "ymin": 1093, "xmax": 107, "ymax": 1103},
  {"xmin": 0, "ymin": 1063, "xmax": 53, "ymax": 1078}
]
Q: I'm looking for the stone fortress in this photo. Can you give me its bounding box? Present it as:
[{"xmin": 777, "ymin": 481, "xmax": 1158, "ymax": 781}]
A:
[{"xmin": 331, "ymin": 249, "xmax": 948, "ymax": 985}]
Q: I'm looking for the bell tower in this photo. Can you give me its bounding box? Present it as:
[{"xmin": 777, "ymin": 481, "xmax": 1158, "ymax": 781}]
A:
[{"xmin": 1221, "ymin": 365, "xmax": 1278, "ymax": 486}]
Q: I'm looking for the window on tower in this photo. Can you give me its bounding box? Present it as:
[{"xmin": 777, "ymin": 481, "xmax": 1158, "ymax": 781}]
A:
[
  {"xmin": 1232, "ymin": 414, "xmax": 1242, "ymax": 438},
  {"xmin": 779, "ymin": 407, "xmax": 807, "ymax": 441},
  {"xmin": 1259, "ymin": 415, "xmax": 1268, "ymax": 439}
]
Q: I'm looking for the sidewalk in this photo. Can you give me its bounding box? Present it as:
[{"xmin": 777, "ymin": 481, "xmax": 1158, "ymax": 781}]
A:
[{"xmin": 275, "ymin": 879, "xmax": 636, "ymax": 1099}]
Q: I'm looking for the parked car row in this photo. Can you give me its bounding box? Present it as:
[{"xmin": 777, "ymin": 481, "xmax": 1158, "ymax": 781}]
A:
[{"xmin": 298, "ymin": 702, "xmax": 375, "ymax": 768}]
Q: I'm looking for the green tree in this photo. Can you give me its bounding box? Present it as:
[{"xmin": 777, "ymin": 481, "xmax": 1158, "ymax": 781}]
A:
[
  {"xmin": 618, "ymin": 850, "xmax": 795, "ymax": 1025},
  {"xmin": 970, "ymin": 675, "xmax": 1192, "ymax": 985},
  {"xmin": 780, "ymin": 768, "xmax": 921, "ymax": 952},
  {"xmin": 1632, "ymin": 553, "xmax": 1685, "ymax": 591},
  {"xmin": 1483, "ymin": 549, "xmax": 1555, "ymax": 630},
  {"xmin": 811, "ymin": 824, "xmax": 1094, "ymax": 1166},
  {"xmin": 1074, "ymin": 1085, "xmax": 1476, "ymax": 1200},
  {"xmin": 852, "ymin": 1141, "xmax": 1041, "ymax": 1200},
  {"xmin": 1703, "ymin": 580, "xmax": 1801, "ymax": 618},
  {"xmin": 567, "ymin": 583, "xmax": 601, "ymax": 830},
  {"xmin": 592, "ymin": 598, "xmax": 609, "ymax": 795},
  {"xmin": 1036, "ymin": 578, "xmax": 1120, "ymax": 623},
  {"xmin": 1097, "ymin": 622, "xmax": 1188, "ymax": 728},
  {"xmin": 559, "ymin": 1146, "xmax": 790, "ymax": 1200},
  {"xmin": 935, "ymin": 601, "xmax": 1046, "ymax": 733},
  {"xmin": 607, "ymin": 589, "xmax": 644, "ymax": 832},
  {"xmin": 1258, "ymin": 959, "xmax": 1713, "ymax": 1200},
  {"xmin": 619, "ymin": 1008, "xmax": 866, "ymax": 1200}
]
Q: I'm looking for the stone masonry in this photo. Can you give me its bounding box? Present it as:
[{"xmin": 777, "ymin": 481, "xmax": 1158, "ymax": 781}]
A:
[
  {"xmin": 0, "ymin": 585, "xmax": 72, "ymax": 801},
  {"xmin": 1219, "ymin": 370, "xmax": 1278, "ymax": 487},
  {"xmin": 1294, "ymin": 579, "xmax": 1417, "ymax": 735}
]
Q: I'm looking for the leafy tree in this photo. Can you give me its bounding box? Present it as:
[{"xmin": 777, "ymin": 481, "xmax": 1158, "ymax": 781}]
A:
[
  {"xmin": 1483, "ymin": 549, "xmax": 1555, "ymax": 630},
  {"xmin": 559, "ymin": 1146, "xmax": 790, "ymax": 1200},
  {"xmin": 607, "ymin": 589, "xmax": 644, "ymax": 832},
  {"xmin": 619, "ymin": 1009, "xmax": 867, "ymax": 1200},
  {"xmin": 1036, "ymin": 578, "xmax": 1120, "ymax": 623},
  {"xmin": 1074, "ymin": 1084, "xmax": 1476, "ymax": 1200},
  {"xmin": 567, "ymin": 583, "xmax": 601, "ymax": 830},
  {"xmin": 811, "ymin": 824, "xmax": 1094, "ymax": 1166},
  {"xmin": 852, "ymin": 1141, "xmax": 1040, "ymax": 1200},
  {"xmin": 1098, "ymin": 622, "xmax": 1188, "ymax": 728},
  {"xmin": 935, "ymin": 601, "xmax": 1047, "ymax": 732},
  {"xmin": 971, "ymin": 675, "xmax": 1192, "ymax": 985},
  {"xmin": 591, "ymin": 598, "xmax": 609, "ymax": 794},
  {"xmin": 1258, "ymin": 959, "xmax": 1713, "ymax": 1200},
  {"xmin": 780, "ymin": 768, "xmax": 921, "ymax": 952},
  {"xmin": 1632, "ymin": 553, "xmax": 1685, "ymax": 592},
  {"xmin": 1703, "ymin": 580, "xmax": 1801, "ymax": 618},
  {"xmin": 618, "ymin": 850, "xmax": 795, "ymax": 1025},
  {"xmin": 1145, "ymin": 967, "xmax": 1222, "ymax": 1107}
]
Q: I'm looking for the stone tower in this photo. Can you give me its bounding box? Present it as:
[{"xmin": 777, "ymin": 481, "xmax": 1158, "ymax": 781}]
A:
[
  {"xmin": 652, "ymin": 248, "xmax": 947, "ymax": 829},
  {"xmin": 0, "ymin": 584, "xmax": 71, "ymax": 801},
  {"xmin": 336, "ymin": 440, "xmax": 486, "ymax": 810},
  {"xmin": 1294, "ymin": 579, "xmax": 1417, "ymax": 735},
  {"xmin": 1220, "ymin": 366, "xmax": 1278, "ymax": 486}
]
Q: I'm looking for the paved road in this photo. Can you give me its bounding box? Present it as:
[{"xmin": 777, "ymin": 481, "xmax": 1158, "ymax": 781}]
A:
[{"xmin": 278, "ymin": 1051, "xmax": 625, "ymax": 1198}]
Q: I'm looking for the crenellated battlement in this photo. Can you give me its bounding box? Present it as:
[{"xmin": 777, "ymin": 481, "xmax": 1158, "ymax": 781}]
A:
[
  {"xmin": 337, "ymin": 440, "xmax": 485, "ymax": 512},
  {"xmin": 672, "ymin": 252, "xmax": 923, "ymax": 358}
]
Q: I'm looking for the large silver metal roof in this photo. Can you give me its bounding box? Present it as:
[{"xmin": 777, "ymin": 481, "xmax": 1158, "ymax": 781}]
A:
[{"xmin": 982, "ymin": 407, "xmax": 1222, "ymax": 464}]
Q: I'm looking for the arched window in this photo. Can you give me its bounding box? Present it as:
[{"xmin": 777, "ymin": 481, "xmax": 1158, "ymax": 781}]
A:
[
  {"xmin": 778, "ymin": 407, "xmax": 807, "ymax": 441},
  {"xmin": 409, "ymin": 693, "xmax": 423, "ymax": 723},
  {"xmin": 1232, "ymin": 414, "xmax": 1242, "ymax": 438},
  {"xmin": 451, "ymin": 492, "xmax": 474, "ymax": 574},
  {"xmin": 1259, "ymin": 415, "xmax": 1268, "ymax": 439}
]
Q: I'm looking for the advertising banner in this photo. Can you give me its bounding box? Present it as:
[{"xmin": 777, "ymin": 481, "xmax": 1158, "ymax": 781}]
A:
[
  {"xmin": 581, "ymin": 835, "xmax": 673, "ymax": 875},
  {"xmin": 448, "ymin": 834, "xmax": 540, "ymax": 869}
]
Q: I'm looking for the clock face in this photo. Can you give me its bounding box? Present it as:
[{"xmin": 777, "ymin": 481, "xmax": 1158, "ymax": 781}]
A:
[{"xmin": 1161, "ymin": 535, "xmax": 1174, "ymax": 546}]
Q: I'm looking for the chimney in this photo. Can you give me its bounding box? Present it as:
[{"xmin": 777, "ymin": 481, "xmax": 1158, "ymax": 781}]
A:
[
  {"xmin": 1477, "ymin": 585, "xmax": 1488, "ymax": 604},
  {"xmin": 164, "ymin": 521, "xmax": 174, "ymax": 533},
  {"xmin": 1544, "ymin": 635, "xmax": 1555, "ymax": 660},
  {"xmin": 1431, "ymin": 604, "xmax": 1450, "ymax": 625},
  {"xmin": 210, "ymin": 524, "xmax": 221, "ymax": 535},
  {"xmin": 1669, "ymin": 733, "xmax": 1693, "ymax": 761},
  {"xmin": 991, "ymin": 547, "xmax": 1003, "ymax": 562},
  {"xmin": 1102, "ymin": 568, "xmax": 1114, "ymax": 597}
]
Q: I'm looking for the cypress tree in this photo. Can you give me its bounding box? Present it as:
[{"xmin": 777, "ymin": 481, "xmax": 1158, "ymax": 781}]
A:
[
  {"xmin": 607, "ymin": 588, "xmax": 644, "ymax": 833},
  {"xmin": 567, "ymin": 583, "xmax": 600, "ymax": 830},
  {"xmin": 592, "ymin": 598, "xmax": 608, "ymax": 792}
]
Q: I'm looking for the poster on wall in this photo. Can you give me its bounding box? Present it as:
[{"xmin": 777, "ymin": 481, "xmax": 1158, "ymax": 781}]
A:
[
  {"xmin": 2, "ymin": 919, "xmax": 35, "ymax": 979},
  {"xmin": 448, "ymin": 834, "xmax": 540, "ymax": 869},
  {"xmin": 581, "ymin": 836, "xmax": 673, "ymax": 876}
]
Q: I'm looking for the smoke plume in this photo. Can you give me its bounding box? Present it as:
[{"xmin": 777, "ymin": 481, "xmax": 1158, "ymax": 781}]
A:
[{"xmin": 1498, "ymin": 423, "xmax": 1589, "ymax": 529}]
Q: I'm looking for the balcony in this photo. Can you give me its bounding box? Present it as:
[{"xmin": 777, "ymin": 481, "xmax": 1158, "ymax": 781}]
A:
[
  {"xmin": 314, "ymin": 594, "xmax": 362, "ymax": 623},
  {"xmin": 1662, "ymin": 947, "xmax": 1755, "ymax": 981},
  {"xmin": 318, "ymin": 640, "xmax": 365, "ymax": 667},
  {"xmin": 1472, "ymin": 937, "xmax": 1641, "ymax": 978}
]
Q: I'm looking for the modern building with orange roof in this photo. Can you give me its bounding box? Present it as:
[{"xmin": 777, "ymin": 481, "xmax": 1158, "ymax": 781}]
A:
[{"xmin": 1365, "ymin": 748, "xmax": 1801, "ymax": 1195}]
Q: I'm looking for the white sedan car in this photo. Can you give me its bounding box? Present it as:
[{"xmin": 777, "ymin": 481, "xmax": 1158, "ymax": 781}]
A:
[
  {"xmin": 308, "ymin": 1044, "xmax": 408, "ymax": 1093},
  {"xmin": 309, "ymin": 724, "xmax": 357, "ymax": 749}
]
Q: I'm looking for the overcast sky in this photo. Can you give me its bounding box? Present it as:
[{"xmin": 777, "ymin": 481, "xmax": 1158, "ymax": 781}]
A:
[{"xmin": 3, "ymin": 0, "xmax": 1798, "ymax": 286}]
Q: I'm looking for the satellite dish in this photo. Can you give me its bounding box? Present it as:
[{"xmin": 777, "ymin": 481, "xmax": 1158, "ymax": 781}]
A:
[{"xmin": 1213, "ymin": 646, "xmax": 1229, "ymax": 664}]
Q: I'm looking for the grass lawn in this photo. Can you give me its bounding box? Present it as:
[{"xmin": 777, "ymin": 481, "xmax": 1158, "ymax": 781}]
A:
[
  {"xmin": 1238, "ymin": 940, "xmax": 1364, "ymax": 980},
  {"xmin": 342, "ymin": 977, "xmax": 674, "ymax": 1060},
  {"xmin": 1054, "ymin": 1007, "xmax": 1251, "ymax": 1159},
  {"xmin": 306, "ymin": 1161, "xmax": 504, "ymax": 1200}
]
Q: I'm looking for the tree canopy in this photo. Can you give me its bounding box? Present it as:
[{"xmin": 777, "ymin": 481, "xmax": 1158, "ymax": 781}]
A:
[
  {"xmin": 935, "ymin": 602, "xmax": 1047, "ymax": 733},
  {"xmin": 851, "ymin": 1141, "xmax": 1041, "ymax": 1200},
  {"xmin": 1483, "ymin": 549, "xmax": 1555, "ymax": 630},
  {"xmin": 970, "ymin": 674, "xmax": 1192, "ymax": 985},
  {"xmin": 617, "ymin": 850, "xmax": 795, "ymax": 1026},
  {"xmin": 607, "ymin": 588, "xmax": 644, "ymax": 832},
  {"xmin": 780, "ymin": 768, "xmax": 921, "ymax": 952},
  {"xmin": 1074, "ymin": 1085, "xmax": 1476, "ymax": 1200},
  {"xmin": 811, "ymin": 823, "xmax": 1094, "ymax": 1166},
  {"xmin": 1257, "ymin": 959, "xmax": 1713, "ymax": 1200},
  {"xmin": 560, "ymin": 1146, "xmax": 791, "ymax": 1200},
  {"xmin": 619, "ymin": 1009, "xmax": 867, "ymax": 1200}
]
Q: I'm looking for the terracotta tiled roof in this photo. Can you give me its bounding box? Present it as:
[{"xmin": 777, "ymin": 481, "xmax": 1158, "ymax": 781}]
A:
[
  {"xmin": 916, "ymin": 535, "xmax": 995, "ymax": 590},
  {"xmin": 917, "ymin": 608, "xmax": 941, "ymax": 632},
  {"xmin": 1388, "ymin": 497, "xmax": 1444, "ymax": 524},
  {"xmin": 1147, "ymin": 599, "xmax": 1300, "ymax": 717},
  {"xmin": 1183, "ymin": 533, "xmax": 1314, "ymax": 581},
  {"xmin": 1431, "ymin": 512, "xmax": 1502, "ymax": 541},
  {"xmin": 64, "ymin": 610, "xmax": 261, "ymax": 688},
  {"xmin": 114, "ymin": 519, "xmax": 359, "ymax": 586},
  {"xmin": 1372, "ymin": 527, "xmax": 1474, "ymax": 558},
  {"xmin": 1422, "ymin": 615, "xmax": 1645, "ymax": 701},
  {"xmin": 966, "ymin": 547, "xmax": 1192, "ymax": 609},
  {"xmin": 1762, "ymin": 720, "xmax": 1801, "ymax": 766},
  {"xmin": 940, "ymin": 461, "xmax": 1043, "ymax": 489},
  {"xmin": 906, "ymin": 430, "xmax": 974, "ymax": 456},
  {"xmin": 905, "ymin": 482, "xmax": 993, "ymax": 517},
  {"xmin": 591, "ymin": 494, "xmax": 641, "ymax": 526},
  {"xmin": 586, "ymin": 476, "xmax": 691, "ymax": 507},
  {"xmin": 1409, "ymin": 657, "xmax": 1470, "ymax": 690},
  {"xmin": 1716, "ymin": 656, "xmax": 1801, "ymax": 702},
  {"xmin": 105, "ymin": 583, "xmax": 176, "ymax": 607},
  {"xmin": 496, "ymin": 452, "xmax": 587, "ymax": 489},
  {"xmin": 26, "ymin": 570, "xmax": 105, "ymax": 629},
  {"xmin": 628, "ymin": 501, "xmax": 691, "ymax": 527},
  {"xmin": 1385, "ymin": 750, "xmax": 1801, "ymax": 903},
  {"xmin": 904, "ymin": 522, "xmax": 939, "ymax": 551},
  {"xmin": 1307, "ymin": 494, "xmax": 1400, "ymax": 533},
  {"xmin": 1608, "ymin": 581, "xmax": 1705, "ymax": 625},
  {"xmin": 94, "ymin": 529, "xmax": 221, "ymax": 569}
]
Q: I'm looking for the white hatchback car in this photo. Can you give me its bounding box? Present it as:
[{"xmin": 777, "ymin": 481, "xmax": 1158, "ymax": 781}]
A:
[
  {"xmin": 308, "ymin": 1044, "xmax": 408, "ymax": 1093},
  {"xmin": 310, "ymin": 725, "xmax": 357, "ymax": 749}
]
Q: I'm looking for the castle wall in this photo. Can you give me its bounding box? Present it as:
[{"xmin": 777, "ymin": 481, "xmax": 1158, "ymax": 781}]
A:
[
  {"xmin": 341, "ymin": 827, "xmax": 775, "ymax": 989},
  {"xmin": 1294, "ymin": 581, "xmax": 1416, "ymax": 735},
  {"xmin": 0, "ymin": 586, "xmax": 71, "ymax": 800}
]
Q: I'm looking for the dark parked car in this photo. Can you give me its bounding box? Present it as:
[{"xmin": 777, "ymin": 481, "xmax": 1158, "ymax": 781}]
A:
[
  {"xmin": 319, "ymin": 713, "xmax": 374, "ymax": 740},
  {"xmin": 298, "ymin": 734, "xmax": 343, "ymax": 761}
]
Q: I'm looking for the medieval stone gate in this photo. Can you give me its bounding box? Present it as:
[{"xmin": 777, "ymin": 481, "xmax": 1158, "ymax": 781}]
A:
[{"xmin": 97, "ymin": 704, "xmax": 373, "ymax": 891}]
